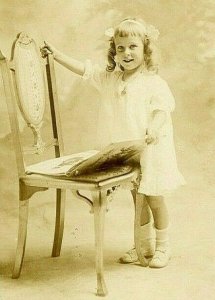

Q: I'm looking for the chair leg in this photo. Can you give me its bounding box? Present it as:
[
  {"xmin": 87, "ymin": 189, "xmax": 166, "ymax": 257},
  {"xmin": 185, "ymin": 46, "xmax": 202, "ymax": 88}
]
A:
[
  {"xmin": 52, "ymin": 189, "xmax": 66, "ymax": 257},
  {"xmin": 12, "ymin": 198, "xmax": 29, "ymax": 279},
  {"xmin": 12, "ymin": 182, "xmax": 49, "ymax": 278},
  {"xmin": 92, "ymin": 190, "xmax": 108, "ymax": 297},
  {"xmin": 134, "ymin": 192, "xmax": 148, "ymax": 266}
]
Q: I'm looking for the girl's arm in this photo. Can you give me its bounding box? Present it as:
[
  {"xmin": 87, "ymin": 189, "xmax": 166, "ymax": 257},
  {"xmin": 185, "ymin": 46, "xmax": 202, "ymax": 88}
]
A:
[
  {"xmin": 146, "ymin": 110, "xmax": 166, "ymax": 145},
  {"xmin": 42, "ymin": 42, "xmax": 85, "ymax": 76}
]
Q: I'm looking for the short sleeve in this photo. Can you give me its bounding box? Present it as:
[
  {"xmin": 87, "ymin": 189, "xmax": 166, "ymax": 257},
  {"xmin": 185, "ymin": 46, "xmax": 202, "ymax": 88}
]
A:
[
  {"xmin": 149, "ymin": 76, "xmax": 175, "ymax": 113},
  {"xmin": 82, "ymin": 59, "xmax": 106, "ymax": 92}
]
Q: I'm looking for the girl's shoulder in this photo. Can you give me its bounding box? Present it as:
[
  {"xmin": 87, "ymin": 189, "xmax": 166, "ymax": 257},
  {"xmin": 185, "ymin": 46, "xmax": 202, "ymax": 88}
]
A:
[
  {"xmin": 92, "ymin": 63, "xmax": 122, "ymax": 79},
  {"xmin": 97, "ymin": 69, "xmax": 123, "ymax": 86},
  {"xmin": 143, "ymin": 73, "xmax": 175, "ymax": 110},
  {"xmin": 141, "ymin": 73, "xmax": 170, "ymax": 91},
  {"xmin": 141, "ymin": 72, "xmax": 167, "ymax": 84},
  {"xmin": 83, "ymin": 61, "xmax": 121, "ymax": 85}
]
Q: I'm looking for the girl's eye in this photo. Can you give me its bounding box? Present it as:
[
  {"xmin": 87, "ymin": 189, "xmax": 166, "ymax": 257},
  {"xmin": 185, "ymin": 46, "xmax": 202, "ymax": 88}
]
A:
[
  {"xmin": 130, "ymin": 44, "xmax": 137, "ymax": 49},
  {"xmin": 117, "ymin": 46, "xmax": 124, "ymax": 52}
]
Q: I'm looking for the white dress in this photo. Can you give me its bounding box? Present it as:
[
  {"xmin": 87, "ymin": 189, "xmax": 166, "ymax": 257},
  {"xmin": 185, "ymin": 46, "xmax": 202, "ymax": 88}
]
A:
[{"xmin": 83, "ymin": 61, "xmax": 185, "ymax": 196}]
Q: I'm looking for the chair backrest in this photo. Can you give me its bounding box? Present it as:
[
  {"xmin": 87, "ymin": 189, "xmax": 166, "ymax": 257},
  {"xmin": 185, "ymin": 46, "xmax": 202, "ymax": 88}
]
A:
[{"xmin": 0, "ymin": 32, "xmax": 64, "ymax": 177}]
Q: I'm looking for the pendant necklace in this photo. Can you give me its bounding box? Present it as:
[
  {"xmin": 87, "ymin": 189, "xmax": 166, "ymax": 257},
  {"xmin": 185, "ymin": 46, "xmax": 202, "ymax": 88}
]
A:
[{"xmin": 120, "ymin": 67, "xmax": 145, "ymax": 96}]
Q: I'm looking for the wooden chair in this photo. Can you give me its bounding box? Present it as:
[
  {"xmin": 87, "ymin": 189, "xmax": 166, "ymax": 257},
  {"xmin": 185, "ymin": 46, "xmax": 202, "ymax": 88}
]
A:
[{"xmin": 0, "ymin": 32, "xmax": 141, "ymax": 296}]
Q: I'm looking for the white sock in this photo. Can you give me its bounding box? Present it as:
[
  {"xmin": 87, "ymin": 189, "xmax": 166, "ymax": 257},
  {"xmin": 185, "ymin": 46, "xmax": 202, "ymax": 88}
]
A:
[
  {"xmin": 140, "ymin": 221, "xmax": 156, "ymax": 239},
  {"xmin": 155, "ymin": 227, "xmax": 169, "ymax": 251},
  {"xmin": 140, "ymin": 221, "xmax": 155, "ymax": 256}
]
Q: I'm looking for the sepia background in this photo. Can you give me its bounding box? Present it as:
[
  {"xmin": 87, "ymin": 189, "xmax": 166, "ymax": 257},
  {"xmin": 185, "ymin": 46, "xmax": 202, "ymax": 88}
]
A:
[{"xmin": 0, "ymin": 1, "xmax": 215, "ymax": 299}]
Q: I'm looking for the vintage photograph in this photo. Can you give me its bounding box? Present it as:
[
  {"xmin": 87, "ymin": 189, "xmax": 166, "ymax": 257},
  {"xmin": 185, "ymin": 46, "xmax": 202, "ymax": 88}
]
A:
[{"xmin": 0, "ymin": 1, "xmax": 215, "ymax": 299}]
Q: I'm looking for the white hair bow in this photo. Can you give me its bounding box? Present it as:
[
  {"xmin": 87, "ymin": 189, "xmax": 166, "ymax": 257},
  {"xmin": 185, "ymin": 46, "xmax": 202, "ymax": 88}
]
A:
[
  {"xmin": 105, "ymin": 22, "xmax": 159, "ymax": 41},
  {"xmin": 146, "ymin": 25, "xmax": 160, "ymax": 41},
  {"xmin": 105, "ymin": 27, "xmax": 115, "ymax": 38}
]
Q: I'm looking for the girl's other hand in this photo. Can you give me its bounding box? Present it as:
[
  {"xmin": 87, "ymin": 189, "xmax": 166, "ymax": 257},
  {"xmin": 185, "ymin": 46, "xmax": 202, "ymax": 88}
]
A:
[{"xmin": 145, "ymin": 128, "xmax": 159, "ymax": 145}]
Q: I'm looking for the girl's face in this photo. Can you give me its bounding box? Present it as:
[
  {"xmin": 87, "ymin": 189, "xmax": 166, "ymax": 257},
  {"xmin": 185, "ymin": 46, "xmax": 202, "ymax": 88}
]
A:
[{"xmin": 114, "ymin": 35, "xmax": 144, "ymax": 72}]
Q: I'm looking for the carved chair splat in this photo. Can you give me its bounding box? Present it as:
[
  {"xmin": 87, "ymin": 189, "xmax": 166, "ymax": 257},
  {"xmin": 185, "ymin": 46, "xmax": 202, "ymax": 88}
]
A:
[{"xmin": 0, "ymin": 32, "xmax": 140, "ymax": 296}]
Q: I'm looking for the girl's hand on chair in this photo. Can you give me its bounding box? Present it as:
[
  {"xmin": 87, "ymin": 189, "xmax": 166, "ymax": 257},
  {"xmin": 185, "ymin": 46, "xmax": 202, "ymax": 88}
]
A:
[
  {"xmin": 40, "ymin": 41, "xmax": 56, "ymax": 58},
  {"xmin": 145, "ymin": 128, "xmax": 159, "ymax": 145}
]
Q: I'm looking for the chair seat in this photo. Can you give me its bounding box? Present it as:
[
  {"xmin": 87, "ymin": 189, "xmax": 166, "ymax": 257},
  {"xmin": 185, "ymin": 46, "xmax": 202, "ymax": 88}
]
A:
[
  {"xmin": 25, "ymin": 150, "xmax": 139, "ymax": 188},
  {"xmin": 21, "ymin": 166, "xmax": 139, "ymax": 190}
]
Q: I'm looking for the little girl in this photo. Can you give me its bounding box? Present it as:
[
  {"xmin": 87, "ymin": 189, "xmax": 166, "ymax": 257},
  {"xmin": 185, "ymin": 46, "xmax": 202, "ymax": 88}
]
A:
[{"xmin": 42, "ymin": 18, "xmax": 185, "ymax": 268}]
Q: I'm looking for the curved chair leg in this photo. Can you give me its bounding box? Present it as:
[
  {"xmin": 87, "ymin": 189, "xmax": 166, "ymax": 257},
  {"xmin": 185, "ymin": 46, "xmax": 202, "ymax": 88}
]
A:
[
  {"xmin": 52, "ymin": 189, "xmax": 66, "ymax": 257},
  {"xmin": 12, "ymin": 182, "xmax": 48, "ymax": 278},
  {"xmin": 131, "ymin": 188, "xmax": 137, "ymax": 205},
  {"xmin": 92, "ymin": 190, "xmax": 108, "ymax": 297},
  {"xmin": 134, "ymin": 192, "xmax": 149, "ymax": 266},
  {"xmin": 12, "ymin": 198, "xmax": 29, "ymax": 278}
]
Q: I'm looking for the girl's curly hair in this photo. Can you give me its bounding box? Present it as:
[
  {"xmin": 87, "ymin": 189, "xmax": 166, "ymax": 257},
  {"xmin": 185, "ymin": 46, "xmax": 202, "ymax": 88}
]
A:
[{"xmin": 106, "ymin": 18, "xmax": 158, "ymax": 73}]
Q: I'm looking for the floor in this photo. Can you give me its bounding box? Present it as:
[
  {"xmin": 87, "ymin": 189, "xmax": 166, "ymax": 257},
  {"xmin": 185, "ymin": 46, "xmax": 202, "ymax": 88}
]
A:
[{"xmin": 1, "ymin": 178, "xmax": 215, "ymax": 300}]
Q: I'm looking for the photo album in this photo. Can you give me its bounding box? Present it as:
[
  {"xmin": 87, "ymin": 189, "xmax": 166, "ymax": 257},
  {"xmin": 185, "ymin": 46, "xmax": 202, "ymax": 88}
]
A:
[{"xmin": 26, "ymin": 139, "xmax": 145, "ymax": 179}]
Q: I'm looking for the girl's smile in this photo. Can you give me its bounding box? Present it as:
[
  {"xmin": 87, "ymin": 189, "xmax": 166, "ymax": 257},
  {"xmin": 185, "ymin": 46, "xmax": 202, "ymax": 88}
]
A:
[{"xmin": 114, "ymin": 35, "xmax": 144, "ymax": 73}]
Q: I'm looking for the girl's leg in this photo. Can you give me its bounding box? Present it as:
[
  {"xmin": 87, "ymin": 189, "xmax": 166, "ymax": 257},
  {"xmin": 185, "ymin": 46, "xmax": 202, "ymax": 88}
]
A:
[
  {"xmin": 132, "ymin": 193, "xmax": 155, "ymax": 264},
  {"xmin": 119, "ymin": 193, "xmax": 154, "ymax": 263},
  {"xmin": 146, "ymin": 195, "xmax": 169, "ymax": 229},
  {"xmin": 139, "ymin": 194, "xmax": 151, "ymax": 225},
  {"xmin": 146, "ymin": 195, "xmax": 171, "ymax": 268}
]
